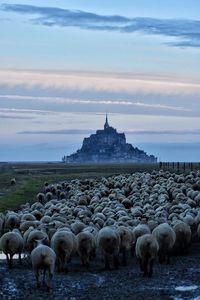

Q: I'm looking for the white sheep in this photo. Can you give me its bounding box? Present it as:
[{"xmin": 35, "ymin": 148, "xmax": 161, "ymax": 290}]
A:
[
  {"xmin": 21, "ymin": 213, "xmax": 36, "ymax": 222},
  {"xmin": 117, "ymin": 226, "xmax": 133, "ymax": 266},
  {"xmin": 152, "ymin": 223, "xmax": 176, "ymax": 264},
  {"xmin": 135, "ymin": 233, "xmax": 159, "ymax": 277},
  {"xmin": 97, "ymin": 226, "xmax": 120, "ymax": 270},
  {"xmin": 26, "ymin": 229, "xmax": 49, "ymax": 252},
  {"xmin": 76, "ymin": 231, "xmax": 96, "ymax": 267},
  {"xmin": 5, "ymin": 212, "xmax": 20, "ymax": 230},
  {"xmin": 50, "ymin": 230, "xmax": 76, "ymax": 272},
  {"xmin": 31, "ymin": 239, "xmax": 56, "ymax": 289},
  {"xmin": 132, "ymin": 224, "xmax": 151, "ymax": 243},
  {"xmin": 0, "ymin": 229, "xmax": 24, "ymax": 268},
  {"xmin": 173, "ymin": 221, "xmax": 191, "ymax": 255}
]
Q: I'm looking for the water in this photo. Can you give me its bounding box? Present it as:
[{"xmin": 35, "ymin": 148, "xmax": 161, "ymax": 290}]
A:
[
  {"xmin": 0, "ymin": 251, "xmax": 18, "ymax": 260},
  {"xmin": 175, "ymin": 286, "xmax": 198, "ymax": 292}
]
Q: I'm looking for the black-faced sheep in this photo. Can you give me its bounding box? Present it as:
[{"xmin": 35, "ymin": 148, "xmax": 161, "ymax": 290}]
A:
[
  {"xmin": 135, "ymin": 233, "xmax": 159, "ymax": 277},
  {"xmin": 10, "ymin": 178, "xmax": 16, "ymax": 185}
]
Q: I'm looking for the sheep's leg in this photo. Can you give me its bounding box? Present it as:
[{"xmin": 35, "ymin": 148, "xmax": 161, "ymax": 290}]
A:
[
  {"xmin": 158, "ymin": 252, "xmax": 165, "ymax": 264},
  {"xmin": 47, "ymin": 271, "xmax": 53, "ymax": 290},
  {"xmin": 139, "ymin": 258, "xmax": 144, "ymax": 271},
  {"xmin": 131, "ymin": 243, "xmax": 135, "ymax": 257},
  {"xmin": 184, "ymin": 245, "xmax": 189, "ymax": 255},
  {"xmin": 166, "ymin": 255, "xmax": 170, "ymax": 265},
  {"xmin": 148, "ymin": 259, "xmax": 153, "ymax": 278},
  {"xmin": 122, "ymin": 248, "xmax": 127, "ymax": 266},
  {"xmin": 81, "ymin": 256, "xmax": 85, "ymax": 266},
  {"xmin": 56, "ymin": 257, "xmax": 60, "ymax": 272},
  {"xmin": 80, "ymin": 251, "xmax": 86, "ymax": 267},
  {"xmin": 143, "ymin": 256, "xmax": 148, "ymax": 277},
  {"xmin": 9, "ymin": 254, "xmax": 13, "ymax": 269},
  {"xmin": 35, "ymin": 270, "xmax": 40, "ymax": 288},
  {"xmin": 90, "ymin": 247, "xmax": 96, "ymax": 259},
  {"xmin": 19, "ymin": 253, "xmax": 22, "ymax": 265},
  {"xmin": 85, "ymin": 252, "xmax": 90, "ymax": 268},
  {"xmin": 58, "ymin": 257, "xmax": 63, "ymax": 272},
  {"xmin": 43, "ymin": 269, "xmax": 46, "ymax": 285},
  {"xmin": 113, "ymin": 254, "xmax": 119, "ymax": 270},
  {"xmin": 47, "ymin": 267, "xmax": 54, "ymax": 290},
  {"xmin": 104, "ymin": 255, "xmax": 110, "ymax": 270},
  {"xmin": 64, "ymin": 256, "xmax": 69, "ymax": 273},
  {"xmin": 6, "ymin": 254, "xmax": 10, "ymax": 268}
]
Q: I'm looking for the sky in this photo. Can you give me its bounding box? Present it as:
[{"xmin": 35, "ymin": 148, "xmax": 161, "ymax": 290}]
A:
[{"xmin": 0, "ymin": 0, "xmax": 200, "ymax": 162}]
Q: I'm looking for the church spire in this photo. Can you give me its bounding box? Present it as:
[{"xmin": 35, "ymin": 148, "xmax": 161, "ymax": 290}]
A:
[{"xmin": 104, "ymin": 113, "xmax": 109, "ymax": 130}]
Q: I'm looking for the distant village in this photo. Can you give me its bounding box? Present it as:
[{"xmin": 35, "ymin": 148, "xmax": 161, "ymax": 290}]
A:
[{"xmin": 62, "ymin": 115, "xmax": 157, "ymax": 163}]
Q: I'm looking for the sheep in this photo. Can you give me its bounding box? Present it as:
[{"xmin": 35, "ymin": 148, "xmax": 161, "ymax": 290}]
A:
[
  {"xmin": 26, "ymin": 229, "xmax": 49, "ymax": 252},
  {"xmin": 50, "ymin": 230, "xmax": 76, "ymax": 272},
  {"xmin": 37, "ymin": 193, "xmax": 46, "ymax": 204},
  {"xmin": 31, "ymin": 210, "xmax": 43, "ymax": 221},
  {"xmin": 10, "ymin": 178, "xmax": 16, "ymax": 185},
  {"xmin": 0, "ymin": 213, "xmax": 5, "ymax": 235},
  {"xmin": 173, "ymin": 221, "xmax": 191, "ymax": 255},
  {"xmin": 31, "ymin": 239, "xmax": 56, "ymax": 289},
  {"xmin": 5, "ymin": 212, "xmax": 20, "ymax": 230},
  {"xmin": 71, "ymin": 221, "xmax": 86, "ymax": 235},
  {"xmin": 20, "ymin": 220, "xmax": 40, "ymax": 233},
  {"xmin": 21, "ymin": 213, "xmax": 36, "ymax": 222},
  {"xmin": 152, "ymin": 223, "xmax": 176, "ymax": 264},
  {"xmin": 0, "ymin": 229, "xmax": 24, "ymax": 268},
  {"xmin": 132, "ymin": 224, "xmax": 151, "ymax": 243},
  {"xmin": 76, "ymin": 231, "xmax": 96, "ymax": 267},
  {"xmin": 97, "ymin": 226, "xmax": 120, "ymax": 270},
  {"xmin": 182, "ymin": 215, "xmax": 197, "ymax": 240},
  {"xmin": 135, "ymin": 233, "xmax": 159, "ymax": 277},
  {"xmin": 117, "ymin": 226, "xmax": 133, "ymax": 266}
]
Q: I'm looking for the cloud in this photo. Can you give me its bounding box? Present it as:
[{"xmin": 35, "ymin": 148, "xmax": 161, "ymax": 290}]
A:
[
  {"xmin": 0, "ymin": 69, "xmax": 200, "ymax": 98},
  {"xmin": 125, "ymin": 129, "xmax": 200, "ymax": 135},
  {"xmin": 18, "ymin": 128, "xmax": 200, "ymax": 135},
  {"xmin": 0, "ymin": 114, "xmax": 33, "ymax": 120},
  {"xmin": 0, "ymin": 107, "xmax": 55, "ymax": 120},
  {"xmin": 0, "ymin": 107, "xmax": 56, "ymax": 115},
  {"xmin": 2, "ymin": 4, "xmax": 200, "ymax": 48},
  {"xmin": 18, "ymin": 129, "xmax": 95, "ymax": 135},
  {"xmin": 0, "ymin": 94, "xmax": 191, "ymax": 112}
]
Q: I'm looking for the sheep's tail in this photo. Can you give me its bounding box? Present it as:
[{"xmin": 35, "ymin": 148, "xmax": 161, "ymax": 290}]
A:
[
  {"xmin": 161, "ymin": 233, "xmax": 169, "ymax": 240},
  {"xmin": 40, "ymin": 250, "xmax": 47, "ymax": 259},
  {"xmin": 58, "ymin": 240, "xmax": 67, "ymax": 252}
]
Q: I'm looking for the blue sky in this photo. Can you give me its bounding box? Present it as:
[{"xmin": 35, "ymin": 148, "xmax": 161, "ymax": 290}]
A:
[{"xmin": 0, "ymin": 0, "xmax": 200, "ymax": 161}]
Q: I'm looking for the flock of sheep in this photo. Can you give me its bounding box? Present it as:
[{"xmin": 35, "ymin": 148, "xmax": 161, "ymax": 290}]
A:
[{"xmin": 0, "ymin": 169, "xmax": 200, "ymax": 289}]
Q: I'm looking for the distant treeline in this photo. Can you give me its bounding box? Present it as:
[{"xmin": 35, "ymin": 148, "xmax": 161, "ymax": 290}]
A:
[{"xmin": 159, "ymin": 162, "xmax": 200, "ymax": 172}]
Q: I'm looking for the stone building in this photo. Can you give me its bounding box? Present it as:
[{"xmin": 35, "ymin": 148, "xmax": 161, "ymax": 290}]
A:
[{"xmin": 62, "ymin": 115, "xmax": 157, "ymax": 163}]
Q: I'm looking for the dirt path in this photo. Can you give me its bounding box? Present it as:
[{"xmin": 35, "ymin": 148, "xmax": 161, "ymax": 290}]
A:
[{"xmin": 0, "ymin": 243, "xmax": 200, "ymax": 300}]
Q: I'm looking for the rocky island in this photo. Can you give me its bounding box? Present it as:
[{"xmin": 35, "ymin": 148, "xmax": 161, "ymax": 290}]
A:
[{"xmin": 62, "ymin": 115, "xmax": 157, "ymax": 163}]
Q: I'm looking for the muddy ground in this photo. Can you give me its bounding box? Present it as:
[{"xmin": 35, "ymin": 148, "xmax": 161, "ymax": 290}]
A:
[{"xmin": 0, "ymin": 243, "xmax": 200, "ymax": 300}]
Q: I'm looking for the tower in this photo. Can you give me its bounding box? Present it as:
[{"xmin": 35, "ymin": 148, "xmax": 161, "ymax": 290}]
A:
[{"xmin": 104, "ymin": 113, "xmax": 109, "ymax": 130}]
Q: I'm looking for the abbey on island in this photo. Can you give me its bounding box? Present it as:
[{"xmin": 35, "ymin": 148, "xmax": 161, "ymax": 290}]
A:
[{"xmin": 62, "ymin": 115, "xmax": 157, "ymax": 163}]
